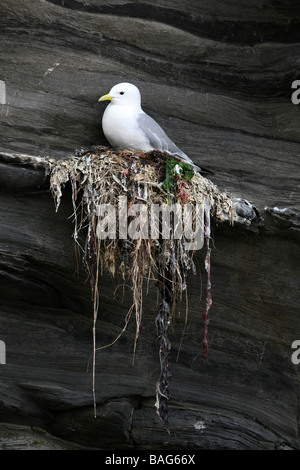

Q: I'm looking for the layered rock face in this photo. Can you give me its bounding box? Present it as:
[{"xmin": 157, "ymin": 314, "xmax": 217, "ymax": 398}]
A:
[{"xmin": 0, "ymin": 0, "xmax": 299, "ymax": 450}]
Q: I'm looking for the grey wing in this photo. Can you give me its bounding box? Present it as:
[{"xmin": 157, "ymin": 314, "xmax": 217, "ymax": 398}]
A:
[{"xmin": 138, "ymin": 113, "xmax": 199, "ymax": 169}]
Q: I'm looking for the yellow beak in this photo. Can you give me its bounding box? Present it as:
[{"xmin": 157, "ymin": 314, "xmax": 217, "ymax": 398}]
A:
[{"xmin": 98, "ymin": 93, "xmax": 113, "ymax": 102}]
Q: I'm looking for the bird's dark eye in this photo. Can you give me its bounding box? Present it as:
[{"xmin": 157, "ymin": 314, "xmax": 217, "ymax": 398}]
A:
[{"xmin": 120, "ymin": 91, "xmax": 124, "ymax": 95}]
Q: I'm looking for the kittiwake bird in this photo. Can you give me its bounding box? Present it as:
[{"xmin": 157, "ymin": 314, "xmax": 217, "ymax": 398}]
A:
[{"xmin": 99, "ymin": 82, "xmax": 199, "ymax": 171}]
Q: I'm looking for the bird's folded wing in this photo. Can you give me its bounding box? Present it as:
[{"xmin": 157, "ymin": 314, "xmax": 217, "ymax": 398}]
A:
[{"xmin": 137, "ymin": 113, "xmax": 199, "ymax": 170}]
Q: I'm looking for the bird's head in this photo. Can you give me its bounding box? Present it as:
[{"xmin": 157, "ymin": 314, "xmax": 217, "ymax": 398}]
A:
[{"xmin": 98, "ymin": 82, "xmax": 142, "ymax": 107}]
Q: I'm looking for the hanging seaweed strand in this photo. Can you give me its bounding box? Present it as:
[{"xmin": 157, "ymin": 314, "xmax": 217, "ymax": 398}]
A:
[
  {"xmin": 155, "ymin": 240, "xmax": 173, "ymax": 430},
  {"xmin": 202, "ymin": 197, "xmax": 212, "ymax": 360}
]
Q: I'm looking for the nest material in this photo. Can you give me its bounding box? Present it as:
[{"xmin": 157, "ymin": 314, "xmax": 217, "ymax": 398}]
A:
[{"xmin": 49, "ymin": 145, "xmax": 235, "ymax": 426}]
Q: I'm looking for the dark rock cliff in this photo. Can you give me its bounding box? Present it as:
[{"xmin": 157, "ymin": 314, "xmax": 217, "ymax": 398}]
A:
[{"xmin": 0, "ymin": 0, "xmax": 299, "ymax": 450}]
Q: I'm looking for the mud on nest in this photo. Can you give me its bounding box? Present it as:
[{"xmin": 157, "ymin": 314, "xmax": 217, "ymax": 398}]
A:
[{"xmin": 49, "ymin": 145, "xmax": 235, "ymax": 427}]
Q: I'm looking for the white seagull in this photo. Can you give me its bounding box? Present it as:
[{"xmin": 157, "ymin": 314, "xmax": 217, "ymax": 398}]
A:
[{"xmin": 99, "ymin": 82, "xmax": 199, "ymax": 171}]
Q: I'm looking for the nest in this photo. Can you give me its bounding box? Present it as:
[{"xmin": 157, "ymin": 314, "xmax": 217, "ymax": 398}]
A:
[{"xmin": 49, "ymin": 145, "xmax": 235, "ymax": 427}]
